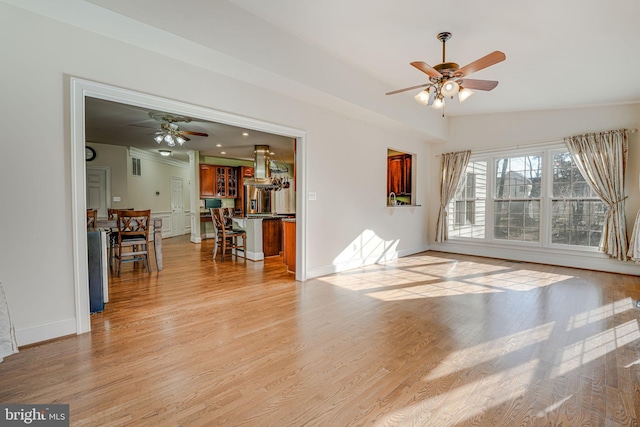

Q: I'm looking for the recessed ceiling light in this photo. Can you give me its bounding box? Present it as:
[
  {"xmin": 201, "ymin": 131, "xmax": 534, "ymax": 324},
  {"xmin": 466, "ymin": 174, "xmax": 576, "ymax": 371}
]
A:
[
  {"xmin": 159, "ymin": 149, "xmax": 171, "ymax": 157},
  {"xmin": 216, "ymin": 144, "xmax": 222, "ymax": 147},
  {"xmin": 270, "ymin": 152, "xmax": 275, "ymax": 155},
  {"xmin": 220, "ymin": 151, "xmax": 226, "ymax": 155},
  {"xmin": 242, "ymin": 132, "xmax": 249, "ymax": 137}
]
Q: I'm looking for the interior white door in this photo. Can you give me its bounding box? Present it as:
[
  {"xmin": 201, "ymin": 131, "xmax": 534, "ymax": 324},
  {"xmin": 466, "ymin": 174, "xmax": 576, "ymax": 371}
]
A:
[
  {"xmin": 171, "ymin": 177, "xmax": 185, "ymax": 236},
  {"xmin": 86, "ymin": 168, "xmax": 108, "ymax": 218}
]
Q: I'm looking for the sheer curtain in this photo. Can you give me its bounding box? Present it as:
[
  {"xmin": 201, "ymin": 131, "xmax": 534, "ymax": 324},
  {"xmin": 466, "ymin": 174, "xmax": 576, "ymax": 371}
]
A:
[
  {"xmin": 564, "ymin": 129, "xmax": 629, "ymax": 261},
  {"xmin": 0, "ymin": 282, "xmax": 18, "ymax": 362},
  {"xmin": 436, "ymin": 150, "xmax": 471, "ymax": 242}
]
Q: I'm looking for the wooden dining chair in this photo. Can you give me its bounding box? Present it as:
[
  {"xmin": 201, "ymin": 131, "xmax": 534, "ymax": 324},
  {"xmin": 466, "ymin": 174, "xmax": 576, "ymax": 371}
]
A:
[
  {"xmin": 107, "ymin": 208, "xmax": 134, "ymax": 269},
  {"xmin": 86, "ymin": 209, "xmax": 98, "ymax": 228},
  {"xmin": 114, "ymin": 209, "xmax": 151, "ymax": 276},
  {"xmin": 211, "ymin": 208, "xmax": 246, "ymax": 262}
]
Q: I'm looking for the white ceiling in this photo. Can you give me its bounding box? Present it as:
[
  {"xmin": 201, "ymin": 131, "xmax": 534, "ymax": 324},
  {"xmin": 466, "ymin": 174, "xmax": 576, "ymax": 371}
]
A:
[
  {"xmin": 85, "ymin": 98, "xmax": 296, "ymax": 163},
  {"xmin": 10, "ymin": 0, "xmax": 640, "ymax": 154}
]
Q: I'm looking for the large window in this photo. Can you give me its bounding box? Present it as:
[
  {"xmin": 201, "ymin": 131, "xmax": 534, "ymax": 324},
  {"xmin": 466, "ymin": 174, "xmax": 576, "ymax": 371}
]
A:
[{"xmin": 447, "ymin": 146, "xmax": 606, "ymax": 251}]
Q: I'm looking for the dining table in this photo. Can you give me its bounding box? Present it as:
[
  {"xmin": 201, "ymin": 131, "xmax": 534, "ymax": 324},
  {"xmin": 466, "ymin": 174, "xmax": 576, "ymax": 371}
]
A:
[{"xmin": 95, "ymin": 217, "xmax": 163, "ymax": 271}]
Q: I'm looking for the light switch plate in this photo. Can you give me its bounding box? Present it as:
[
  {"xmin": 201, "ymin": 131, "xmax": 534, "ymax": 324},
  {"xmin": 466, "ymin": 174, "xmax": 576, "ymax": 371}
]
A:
[
  {"xmin": 112, "ymin": 196, "xmax": 121, "ymax": 202},
  {"xmin": 308, "ymin": 192, "xmax": 317, "ymax": 201}
]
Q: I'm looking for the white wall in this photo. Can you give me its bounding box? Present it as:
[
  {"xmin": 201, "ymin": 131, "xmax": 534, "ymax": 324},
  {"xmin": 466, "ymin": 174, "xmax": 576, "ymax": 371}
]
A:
[
  {"xmin": 0, "ymin": 3, "xmax": 431, "ymax": 345},
  {"xmin": 429, "ymin": 104, "xmax": 640, "ymax": 274}
]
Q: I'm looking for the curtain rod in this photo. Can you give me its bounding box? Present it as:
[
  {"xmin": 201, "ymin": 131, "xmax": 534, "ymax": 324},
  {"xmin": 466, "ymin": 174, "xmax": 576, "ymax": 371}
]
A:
[{"xmin": 435, "ymin": 128, "xmax": 638, "ymax": 157}]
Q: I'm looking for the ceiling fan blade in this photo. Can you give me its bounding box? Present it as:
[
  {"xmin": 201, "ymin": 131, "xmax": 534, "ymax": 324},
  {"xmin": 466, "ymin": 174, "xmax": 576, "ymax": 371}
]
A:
[
  {"xmin": 386, "ymin": 83, "xmax": 429, "ymax": 96},
  {"xmin": 180, "ymin": 131, "xmax": 209, "ymax": 137},
  {"xmin": 410, "ymin": 61, "xmax": 442, "ymax": 78},
  {"xmin": 457, "ymin": 79, "xmax": 499, "ymax": 91},
  {"xmin": 180, "ymin": 135, "xmax": 191, "ymax": 142},
  {"xmin": 456, "ymin": 51, "xmax": 506, "ymax": 77}
]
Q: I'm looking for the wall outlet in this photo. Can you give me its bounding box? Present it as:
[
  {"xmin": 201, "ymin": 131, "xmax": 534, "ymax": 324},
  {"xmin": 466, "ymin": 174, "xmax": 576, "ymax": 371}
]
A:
[
  {"xmin": 112, "ymin": 196, "xmax": 121, "ymax": 202},
  {"xmin": 308, "ymin": 192, "xmax": 317, "ymax": 201}
]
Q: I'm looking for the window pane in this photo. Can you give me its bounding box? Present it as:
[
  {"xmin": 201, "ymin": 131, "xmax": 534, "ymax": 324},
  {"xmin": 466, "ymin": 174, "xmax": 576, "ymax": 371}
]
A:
[
  {"xmin": 551, "ymin": 151, "xmax": 605, "ymax": 248},
  {"xmin": 551, "ymin": 200, "xmax": 605, "ymax": 246},
  {"xmin": 494, "ymin": 200, "xmax": 540, "ymax": 242},
  {"xmin": 495, "ymin": 155, "xmax": 542, "ymax": 199},
  {"xmin": 448, "ymin": 161, "xmax": 486, "ymax": 238}
]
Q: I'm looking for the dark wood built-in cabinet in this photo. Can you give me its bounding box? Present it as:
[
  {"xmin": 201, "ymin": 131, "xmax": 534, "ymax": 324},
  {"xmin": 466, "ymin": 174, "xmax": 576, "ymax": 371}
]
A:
[{"xmin": 387, "ymin": 154, "xmax": 412, "ymax": 196}]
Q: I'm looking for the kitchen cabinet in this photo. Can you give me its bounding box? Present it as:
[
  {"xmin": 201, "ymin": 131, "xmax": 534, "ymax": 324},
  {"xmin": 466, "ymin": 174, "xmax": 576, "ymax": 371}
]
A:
[
  {"xmin": 282, "ymin": 219, "xmax": 296, "ymax": 273},
  {"xmin": 200, "ymin": 165, "xmax": 239, "ymax": 198},
  {"xmin": 199, "ymin": 165, "xmax": 216, "ymax": 197},
  {"xmin": 262, "ymin": 217, "xmax": 282, "ymax": 257},
  {"xmin": 387, "ymin": 154, "xmax": 412, "ymax": 196},
  {"xmin": 216, "ymin": 166, "xmax": 238, "ymax": 198}
]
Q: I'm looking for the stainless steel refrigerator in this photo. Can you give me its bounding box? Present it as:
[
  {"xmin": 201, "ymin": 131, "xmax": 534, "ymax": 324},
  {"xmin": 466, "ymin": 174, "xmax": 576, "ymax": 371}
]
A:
[{"xmin": 245, "ymin": 185, "xmax": 272, "ymax": 214}]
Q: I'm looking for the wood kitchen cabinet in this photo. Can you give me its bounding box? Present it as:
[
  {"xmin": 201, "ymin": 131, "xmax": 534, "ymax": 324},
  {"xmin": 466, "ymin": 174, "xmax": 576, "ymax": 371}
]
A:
[
  {"xmin": 387, "ymin": 154, "xmax": 412, "ymax": 196},
  {"xmin": 215, "ymin": 166, "xmax": 238, "ymax": 198},
  {"xmin": 200, "ymin": 165, "xmax": 239, "ymax": 198},
  {"xmin": 199, "ymin": 165, "xmax": 216, "ymax": 197},
  {"xmin": 262, "ymin": 217, "xmax": 282, "ymax": 257},
  {"xmin": 282, "ymin": 219, "xmax": 296, "ymax": 273}
]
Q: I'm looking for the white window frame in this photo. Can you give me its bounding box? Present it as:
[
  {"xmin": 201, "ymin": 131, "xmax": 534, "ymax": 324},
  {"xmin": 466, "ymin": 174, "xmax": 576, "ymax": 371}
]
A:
[{"xmin": 448, "ymin": 144, "xmax": 603, "ymax": 254}]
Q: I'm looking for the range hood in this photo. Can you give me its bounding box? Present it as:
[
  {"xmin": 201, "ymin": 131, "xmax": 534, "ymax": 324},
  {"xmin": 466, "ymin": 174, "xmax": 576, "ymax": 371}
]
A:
[{"xmin": 244, "ymin": 145, "xmax": 273, "ymax": 187}]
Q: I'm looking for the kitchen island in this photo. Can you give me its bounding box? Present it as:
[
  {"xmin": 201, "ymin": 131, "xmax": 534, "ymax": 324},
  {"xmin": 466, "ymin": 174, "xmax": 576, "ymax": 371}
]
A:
[{"xmin": 201, "ymin": 212, "xmax": 293, "ymax": 262}]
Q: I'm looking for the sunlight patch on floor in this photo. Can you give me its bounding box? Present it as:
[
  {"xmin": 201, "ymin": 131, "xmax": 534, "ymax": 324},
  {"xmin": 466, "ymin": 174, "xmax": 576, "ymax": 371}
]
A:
[
  {"xmin": 467, "ymin": 269, "xmax": 574, "ymax": 292},
  {"xmin": 367, "ymin": 280, "xmax": 498, "ymax": 300},
  {"xmin": 424, "ymin": 322, "xmax": 554, "ymax": 381},
  {"xmin": 551, "ymin": 319, "xmax": 640, "ymax": 378},
  {"xmin": 566, "ymin": 297, "xmax": 634, "ymax": 331},
  {"xmin": 323, "ymin": 253, "xmax": 575, "ymax": 295},
  {"xmin": 376, "ymin": 358, "xmax": 540, "ymax": 425}
]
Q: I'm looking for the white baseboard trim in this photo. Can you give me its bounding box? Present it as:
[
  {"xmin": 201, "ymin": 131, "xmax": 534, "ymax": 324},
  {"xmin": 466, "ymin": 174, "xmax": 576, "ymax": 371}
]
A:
[
  {"xmin": 431, "ymin": 241, "xmax": 640, "ymax": 275},
  {"xmin": 15, "ymin": 317, "xmax": 78, "ymax": 347},
  {"xmin": 245, "ymin": 250, "xmax": 264, "ymax": 261}
]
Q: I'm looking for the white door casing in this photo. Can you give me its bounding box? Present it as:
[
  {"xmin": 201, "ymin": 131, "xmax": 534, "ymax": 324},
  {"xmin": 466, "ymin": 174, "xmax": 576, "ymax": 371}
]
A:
[
  {"xmin": 71, "ymin": 78, "xmax": 307, "ymax": 336},
  {"xmin": 171, "ymin": 176, "xmax": 184, "ymax": 237}
]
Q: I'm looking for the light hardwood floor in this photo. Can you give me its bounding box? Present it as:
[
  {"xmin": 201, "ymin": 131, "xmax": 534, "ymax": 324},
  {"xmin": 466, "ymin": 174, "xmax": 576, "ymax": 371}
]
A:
[{"xmin": 1, "ymin": 235, "xmax": 640, "ymax": 426}]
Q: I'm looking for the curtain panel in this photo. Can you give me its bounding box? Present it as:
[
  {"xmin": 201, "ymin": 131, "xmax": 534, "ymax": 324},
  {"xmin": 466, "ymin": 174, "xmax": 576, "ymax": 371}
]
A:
[
  {"xmin": 564, "ymin": 129, "xmax": 629, "ymax": 261},
  {"xmin": 436, "ymin": 150, "xmax": 471, "ymax": 242}
]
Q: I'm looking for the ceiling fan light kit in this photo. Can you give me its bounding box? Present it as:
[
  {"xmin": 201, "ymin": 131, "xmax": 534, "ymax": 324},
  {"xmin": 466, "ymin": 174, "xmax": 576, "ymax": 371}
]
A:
[
  {"xmin": 387, "ymin": 32, "xmax": 505, "ymax": 114},
  {"xmin": 149, "ymin": 111, "xmax": 209, "ymax": 147}
]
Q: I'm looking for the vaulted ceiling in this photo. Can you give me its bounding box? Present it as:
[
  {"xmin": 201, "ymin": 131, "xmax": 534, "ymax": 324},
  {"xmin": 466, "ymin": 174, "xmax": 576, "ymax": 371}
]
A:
[{"xmin": 8, "ymin": 0, "xmax": 640, "ymax": 153}]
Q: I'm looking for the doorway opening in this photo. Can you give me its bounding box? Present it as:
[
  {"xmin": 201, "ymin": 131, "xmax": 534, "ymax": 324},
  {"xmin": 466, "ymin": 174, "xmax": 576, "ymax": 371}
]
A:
[{"xmin": 71, "ymin": 77, "xmax": 307, "ymax": 335}]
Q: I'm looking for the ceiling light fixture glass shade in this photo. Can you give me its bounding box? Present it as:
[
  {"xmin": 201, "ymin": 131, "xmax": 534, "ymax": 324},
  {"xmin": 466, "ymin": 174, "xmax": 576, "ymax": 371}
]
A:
[
  {"xmin": 154, "ymin": 123, "xmax": 188, "ymax": 147},
  {"xmin": 414, "ymin": 89, "xmax": 431, "ymax": 106},
  {"xmin": 441, "ymin": 80, "xmax": 459, "ymax": 97},
  {"xmin": 458, "ymin": 87, "xmax": 474, "ymax": 103},
  {"xmin": 159, "ymin": 150, "xmax": 171, "ymax": 157},
  {"xmin": 432, "ymin": 96, "xmax": 445, "ymax": 109}
]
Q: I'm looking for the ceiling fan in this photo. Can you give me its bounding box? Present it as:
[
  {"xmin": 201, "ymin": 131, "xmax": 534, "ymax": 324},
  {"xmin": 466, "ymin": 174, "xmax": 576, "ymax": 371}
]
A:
[
  {"xmin": 149, "ymin": 111, "xmax": 209, "ymax": 147},
  {"xmin": 386, "ymin": 32, "xmax": 506, "ymax": 110}
]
